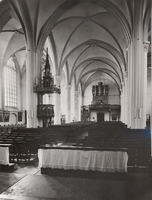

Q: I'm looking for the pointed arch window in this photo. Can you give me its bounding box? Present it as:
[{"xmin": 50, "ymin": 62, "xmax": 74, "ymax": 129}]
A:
[{"xmin": 4, "ymin": 57, "xmax": 17, "ymax": 107}]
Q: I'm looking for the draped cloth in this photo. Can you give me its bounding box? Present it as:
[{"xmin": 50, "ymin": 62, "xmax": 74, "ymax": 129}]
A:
[
  {"xmin": 0, "ymin": 147, "xmax": 9, "ymax": 165},
  {"xmin": 38, "ymin": 149, "xmax": 128, "ymax": 172}
]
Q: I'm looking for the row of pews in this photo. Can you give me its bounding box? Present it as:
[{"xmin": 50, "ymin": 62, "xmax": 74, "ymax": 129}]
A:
[
  {"xmin": 1, "ymin": 120, "xmax": 150, "ymax": 168},
  {"xmin": 0, "ymin": 121, "xmax": 97, "ymax": 163},
  {"xmin": 0, "ymin": 131, "xmax": 40, "ymax": 163},
  {"xmin": 82, "ymin": 121, "xmax": 151, "ymax": 168},
  {"xmin": 0, "ymin": 124, "xmax": 26, "ymax": 134}
]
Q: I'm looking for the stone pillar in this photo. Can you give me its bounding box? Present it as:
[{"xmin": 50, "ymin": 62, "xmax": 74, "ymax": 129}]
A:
[
  {"xmin": 36, "ymin": 49, "xmax": 44, "ymax": 127},
  {"xmin": 127, "ymin": 43, "xmax": 133, "ymax": 128},
  {"xmin": 78, "ymin": 92, "xmax": 81, "ymax": 121},
  {"xmin": 54, "ymin": 75, "xmax": 61, "ymax": 124},
  {"xmin": 124, "ymin": 71, "xmax": 128, "ymax": 125},
  {"xmin": 35, "ymin": 49, "xmax": 42, "ymax": 85},
  {"xmin": 81, "ymin": 94, "xmax": 84, "ymax": 107},
  {"xmin": 120, "ymin": 83, "xmax": 125, "ymax": 123},
  {"xmin": 54, "ymin": 93, "xmax": 61, "ymax": 124},
  {"xmin": 0, "ymin": 59, "xmax": 4, "ymax": 110},
  {"xmin": 120, "ymin": 93, "xmax": 122, "ymax": 121},
  {"xmin": 26, "ymin": 49, "xmax": 37, "ymax": 127},
  {"xmin": 143, "ymin": 42, "xmax": 150, "ymax": 128},
  {"xmin": 80, "ymin": 94, "xmax": 84, "ymax": 121},
  {"xmin": 149, "ymin": 1, "xmax": 152, "ymax": 175},
  {"xmin": 74, "ymin": 90, "xmax": 79, "ymax": 121},
  {"xmin": 127, "ymin": 0, "xmax": 146, "ymax": 128},
  {"xmin": 66, "ymin": 85, "xmax": 71, "ymax": 123}
]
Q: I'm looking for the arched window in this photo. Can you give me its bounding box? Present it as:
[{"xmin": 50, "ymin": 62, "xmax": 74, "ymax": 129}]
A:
[{"xmin": 4, "ymin": 57, "xmax": 17, "ymax": 107}]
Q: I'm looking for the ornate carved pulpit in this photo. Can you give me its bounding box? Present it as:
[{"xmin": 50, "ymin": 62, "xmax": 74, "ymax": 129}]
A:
[{"xmin": 33, "ymin": 48, "xmax": 60, "ymax": 127}]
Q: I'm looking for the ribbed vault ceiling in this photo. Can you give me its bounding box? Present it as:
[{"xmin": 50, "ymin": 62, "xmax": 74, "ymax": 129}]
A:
[{"xmin": 0, "ymin": 0, "xmax": 150, "ymax": 94}]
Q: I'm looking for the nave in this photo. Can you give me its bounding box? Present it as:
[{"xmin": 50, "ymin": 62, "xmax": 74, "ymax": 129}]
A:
[
  {"xmin": 0, "ymin": 121, "xmax": 151, "ymax": 200},
  {"xmin": 0, "ymin": 158, "xmax": 152, "ymax": 200},
  {"xmin": 0, "ymin": 0, "xmax": 151, "ymax": 199}
]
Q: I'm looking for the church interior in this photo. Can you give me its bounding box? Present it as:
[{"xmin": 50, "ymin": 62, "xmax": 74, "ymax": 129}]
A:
[{"xmin": 0, "ymin": 0, "xmax": 152, "ymax": 199}]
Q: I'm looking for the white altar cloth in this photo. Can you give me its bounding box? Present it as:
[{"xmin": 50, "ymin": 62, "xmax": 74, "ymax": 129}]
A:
[
  {"xmin": 0, "ymin": 147, "xmax": 9, "ymax": 165},
  {"xmin": 38, "ymin": 149, "xmax": 128, "ymax": 172}
]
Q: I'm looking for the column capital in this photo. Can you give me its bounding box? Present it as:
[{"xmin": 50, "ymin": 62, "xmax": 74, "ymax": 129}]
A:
[{"xmin": 143, "ymin": 41, "xmax": 150, "ymax": 52}]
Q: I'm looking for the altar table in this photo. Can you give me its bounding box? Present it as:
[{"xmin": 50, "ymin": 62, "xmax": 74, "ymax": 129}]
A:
[
  {"xmin": 0, "ymin": 144, "xmax": 11, "ymax": 165},
  {"xmin": 38, "ymin": 146, "xmax": 128, "ymax": 172}
]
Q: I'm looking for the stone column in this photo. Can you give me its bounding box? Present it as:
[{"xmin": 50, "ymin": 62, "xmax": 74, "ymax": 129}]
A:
[
  {"xmin": 35, "ymin": 49, "xmax": 43, "ymax": 127},
  {"xmin": 143, "ymin": 42, "xmax": 150, "ymax": 128},
  {"xmin": 66, "ymin": 85, "xmax": 71, "ymax": 123},
  {"xmin": 127, "ymin": 0, "xmax": 146, "ymax": 128},
  {"xmin": 35, "ymin": 49, "xmax": 42, "ymax": 85},
  {"xmin": 150, "ymin": 0, "xmax": 152, "ymax": 164},
  {"xmin": 0, "ymin": 59, "xmax": 4, "ymax": 110},
  {"xmin": 81, "ymin": 94, "xmax": 84, "ymax": 107},
  {"xmin": 127, "ymin": 43, "xmax": 133, "ymax": 128},
  {"xmin": 149, "ymin": 0, "xmax": 152, "ymax": 177},
  {"xmin": 80, "ymin": 94, "xmax": 84, "ymax": 121},
  {"xmin": 54, "ymin": 75, "xmax": 61, "ymax": 124},
  {"xmin": 78, "ymin": 92, "xmax": 81, "ymax": 121},
  {"xmin": 20, "ymin": 83, "xmax": 23, "ymax": 111},
  {"xmin": 26, "ymin": 49, "xmax": 37, "ymax": 127},
  {"xmin": 120, "ymin": 92, "xmax": 122, "ymax": 121},
  {"xmin": 124, "ymin": 71, "xmax": 128, "ymax": 125},
  {"xmin": 120, "ymin": 83, "xmax": 125, "ymax": 123},
  {"xmin": 74, "ymin": 90, "xmax": 79, "ymax": 121}
]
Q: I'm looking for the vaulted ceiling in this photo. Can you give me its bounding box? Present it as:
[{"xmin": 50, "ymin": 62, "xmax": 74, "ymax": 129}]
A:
[{"xmin": 0, "ymin": 0, "xmax": 150, "ymax": 94}]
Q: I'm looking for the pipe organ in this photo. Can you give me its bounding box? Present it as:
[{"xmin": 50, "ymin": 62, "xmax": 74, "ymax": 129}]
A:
[{"xmin": 92, "ymin": 82, "xmax": 109, "ymax": 105}]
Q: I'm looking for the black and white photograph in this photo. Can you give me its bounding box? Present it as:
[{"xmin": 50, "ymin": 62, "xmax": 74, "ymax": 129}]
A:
[
  {"xmin": 3, "ymin": 111, "xmax": 10, "ymax": 122},
  {"xmin": 0, "ymin": 111, "xmax": 3, "ymax": 122},
  {"xmin": 0, "ymin": 0, "xmax": 151, "ymax": 200},
  {"xmin": 18, "ymin": 111, "xmax": 22, "ymax": 122}
]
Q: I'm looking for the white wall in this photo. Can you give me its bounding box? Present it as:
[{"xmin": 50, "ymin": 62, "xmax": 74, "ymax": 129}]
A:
[{"xmin": 90, "ymin": 111, "xmax": 109, "ymax": 121}]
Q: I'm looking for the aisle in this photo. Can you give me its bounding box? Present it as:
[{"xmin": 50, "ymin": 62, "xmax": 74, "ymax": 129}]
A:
[{"xmin": 0, "ymin": 168, "xmax": 151, "ymax": 200}]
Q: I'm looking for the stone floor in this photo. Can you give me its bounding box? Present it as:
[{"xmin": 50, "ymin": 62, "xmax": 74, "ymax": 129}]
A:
[{"xmin": 0, "ymin": 160, "xmax": 152, "ymax": 200}]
